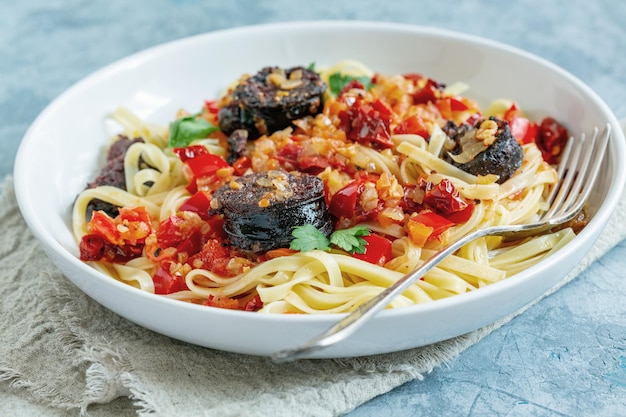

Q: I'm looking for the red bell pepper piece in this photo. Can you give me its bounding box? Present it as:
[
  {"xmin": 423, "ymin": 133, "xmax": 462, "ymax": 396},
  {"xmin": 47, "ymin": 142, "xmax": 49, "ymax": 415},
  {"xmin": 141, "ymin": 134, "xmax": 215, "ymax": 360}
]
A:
[
  {"xmin": 179, "ymin": 191, "xmax": 212, "ymax": 220},
  {"xmin": 408, "ymin": 210, "xmax": 454, "ymax": 245},
  {"xmin": 503, "ymin": 103, "xmax": 538, "ymax": 144},
  {"xmin": 184, "ymin": 153, "xmax": 229, "ymax": 179},
  {"xmin": 153, "ymin": 261, "xmax": 188, "ymax": 294},
  {"xmin": 174, "ymin": 148, "xmax": 229, "ymax": 193},
  {"xmin": 328, "ymin": 181, "xmax": 361, "ymax": 219},
  {"xmin": 353, "ymin": 234, "xmax": 393, "ymax": 266},
  {"xmin": 172, "ymin": 145, "xmax": 210, "ymax": 162},
  {"xmin": 393, "ymin": 114, "xmax": 429, "ymax": 138}
]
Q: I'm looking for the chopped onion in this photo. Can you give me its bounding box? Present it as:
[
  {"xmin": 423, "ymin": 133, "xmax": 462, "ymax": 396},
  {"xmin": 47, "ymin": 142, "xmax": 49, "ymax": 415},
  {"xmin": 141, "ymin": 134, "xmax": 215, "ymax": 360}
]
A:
[{"xmin": 447, "ymin": 129, "xmax": 488, "ymax": 164}]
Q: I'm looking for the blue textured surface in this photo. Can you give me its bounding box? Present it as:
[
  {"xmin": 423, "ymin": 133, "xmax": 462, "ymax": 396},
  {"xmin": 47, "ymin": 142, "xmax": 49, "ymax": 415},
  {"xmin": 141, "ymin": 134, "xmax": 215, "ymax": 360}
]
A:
[{"xmin": 1, "ymin": 1, "xmax": 625, "ymax": 416}]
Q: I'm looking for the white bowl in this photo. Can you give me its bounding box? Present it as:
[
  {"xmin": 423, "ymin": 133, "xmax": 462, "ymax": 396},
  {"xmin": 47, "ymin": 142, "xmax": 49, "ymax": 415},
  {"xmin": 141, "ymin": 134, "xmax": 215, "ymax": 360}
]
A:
[{"xmin": 14, "ymin": 21, "xmax": 626, "ymax": 358}]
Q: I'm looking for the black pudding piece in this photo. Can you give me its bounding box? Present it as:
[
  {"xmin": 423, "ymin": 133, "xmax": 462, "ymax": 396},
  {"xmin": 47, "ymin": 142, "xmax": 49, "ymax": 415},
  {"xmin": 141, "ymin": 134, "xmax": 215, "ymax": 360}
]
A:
[
  {"xmin": 218, "ymin": 66, "xmax": 327, "ymax": 139},
  {"xmin": 210, "ymin": 170, "xmax": 332, "ymax": 253},
  {"xmin": 85, "ymin": 135, "xmax": 144, "ymax": 217},
  {"xmin": 443, "ymin": 117, "xmax": 523, "ymax": 184}
]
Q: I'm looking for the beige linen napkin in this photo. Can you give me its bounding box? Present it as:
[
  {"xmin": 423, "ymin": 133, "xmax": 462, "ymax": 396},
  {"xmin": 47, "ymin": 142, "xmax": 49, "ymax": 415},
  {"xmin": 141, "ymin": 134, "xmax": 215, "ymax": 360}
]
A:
[{"xmin": 1, "ymin": 146, "xmax": 626, "ymax": 416}]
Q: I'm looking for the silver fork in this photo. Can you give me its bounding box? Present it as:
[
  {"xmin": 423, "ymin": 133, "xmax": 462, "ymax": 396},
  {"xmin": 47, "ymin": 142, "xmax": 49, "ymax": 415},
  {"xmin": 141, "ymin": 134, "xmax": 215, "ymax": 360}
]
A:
[{"xmin": 272, "ymin": 124, "xmax": 611, "ymax": 363}]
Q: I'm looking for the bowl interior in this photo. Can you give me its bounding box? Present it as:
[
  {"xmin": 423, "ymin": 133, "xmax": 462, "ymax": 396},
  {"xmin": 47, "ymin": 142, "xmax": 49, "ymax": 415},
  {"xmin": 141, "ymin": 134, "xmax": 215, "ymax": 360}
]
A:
[{"xmin": 13, "ymin": 21, "xmax": 626, "ymax": 357}]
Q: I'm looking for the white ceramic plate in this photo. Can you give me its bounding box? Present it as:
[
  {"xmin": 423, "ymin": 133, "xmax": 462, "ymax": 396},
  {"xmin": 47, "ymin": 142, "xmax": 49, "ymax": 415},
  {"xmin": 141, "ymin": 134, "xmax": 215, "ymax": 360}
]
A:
[{"xmin": 14, "ymin": 21, "xmax": 626, "ymax": 358}]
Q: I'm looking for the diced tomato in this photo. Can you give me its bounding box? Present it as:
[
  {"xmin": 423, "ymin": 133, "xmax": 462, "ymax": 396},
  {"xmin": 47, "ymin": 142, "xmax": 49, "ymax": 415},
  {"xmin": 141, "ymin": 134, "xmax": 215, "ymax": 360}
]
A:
[
  {"xmin": 204, "ymin": 100, "xmax": 220, "ymax": 114},
  {"xmin": 536, "ymin": 117, "xmax": 569, "ymax": 164},
  {"xmin": 232, "ymin": 156, "xmax": 252, "ymax": 176},
  {"xmin": 276, "ymin": 142, "xmax": 303, "ymax": 170},
  {"xmin": 205, "ymin": 215, "xmax": 227, "ymax": 240},
  {"xmin": 114, "ymin": 207, "xmax": 152, "ymax": 244},
  {"xmin": 154, "ymin": 213, "xmax": 208, "ymax": 260},
  {"xmin": 243, "ymin": 294, "xmax": 264, "ymax": 311},
  {"xmin": 88, "ymin": 211, "xmax": 121, "ymax": 244},
  {"xmin": 79, "ymin": 234, "xmax": 106, "ymax": 261},
  {"xmin": 298, "ymin": 155, "xmax": 330, "ymax": 174},
  {"xmin": 340, "ymin": 99, "xmax": 394, "ymax": 149},
  {"xmin": 422, "ymin": 179, "xmax": 469, "ymax": 216},
  {"xmin": 174, "ymin": 228, "xmax": 204, "ymax": 260},
  {"xmin": 156, "ymin": 215, "xmax": 187, "ymax": 247},
  {"xmin": 153, "ymin": 261, "xmax": 188, "ymax": 295},
  {"xmin": 179, "ymin": 191, "xmax": 212, "ymax": 220},
  {"xmin": 393, "ymin": 115, "xmax": 429, "ymax": 138},
  {"xmin": 353, "ymin": 234, "xmax": 393, "ymax": 266},
  {"xmin": 371, "ymin": 99, "xmax": 394, "ymax": 124},
  {"xmin": 403, "ymin": 73, "xmax": 425, "ymax": 84},
  {"xmin": 188, "ymin": 239, "xmax": 232, "ymax": 274},
  {"xmin": 435, "ymin": 97, "xmax": 469, "ymax": 120},
  {"xmin": 79, "ymin": 234, "xmax": 144, "ymax": 262},
  {"xmin": 328, "ymin": 181, "xmax": 361, "ymax": 219},
  {"xmin": 264, "ymin": 248, "xmax": 298, "ymax": 259},
  {"xmin": 446, "ymin": 200, "xmax": 475, "ymax": 224},
  {"xmin": 339, "ymin": 79, "xmax": 365, "ymax": 96},
  {"xmin": 412, "ymin": 78, "xmax": 441, "ymax": 105},
  {"xmin": 80, "ymin": 207, "xmax": 152, "ymax": 262},
  {"xmin": 205, "ymin": 295, "xmax": 240, "ymax": 310}
]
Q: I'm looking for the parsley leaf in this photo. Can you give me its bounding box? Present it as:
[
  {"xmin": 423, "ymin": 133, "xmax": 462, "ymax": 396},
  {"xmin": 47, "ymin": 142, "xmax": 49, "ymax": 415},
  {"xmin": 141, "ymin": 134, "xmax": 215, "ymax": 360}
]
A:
[
  {"xmin": 290, "ymin": 224, "xmax": 331, "ymax": 252},
  {"xmin": 328, "ymin": 72, "xmax": 373, "ymax": 96},
  {"xmin": 329, "ymin": 225, "xmax": 370, "ymax": 254},
  {"xmin": 290, "ymin": 224, "xmax": 371, "ymax": 254},
  {"xmin": 168, "ymin": 114, "xmax": 219, "ymax": 148}
]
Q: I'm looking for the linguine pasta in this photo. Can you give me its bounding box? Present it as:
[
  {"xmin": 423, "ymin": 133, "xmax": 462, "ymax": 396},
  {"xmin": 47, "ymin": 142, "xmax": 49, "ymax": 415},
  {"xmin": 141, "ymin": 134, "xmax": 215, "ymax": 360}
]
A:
[{"xmin": 72, "ymin": 61, "xmax": 576, "ymax": 314}]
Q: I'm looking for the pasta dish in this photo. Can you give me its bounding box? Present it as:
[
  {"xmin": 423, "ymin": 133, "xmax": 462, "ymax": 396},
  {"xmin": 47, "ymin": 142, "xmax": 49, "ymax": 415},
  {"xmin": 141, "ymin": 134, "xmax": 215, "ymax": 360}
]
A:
[{"xmin": 72, "ymin": 60, "xmax": 576, "ymax": 314}]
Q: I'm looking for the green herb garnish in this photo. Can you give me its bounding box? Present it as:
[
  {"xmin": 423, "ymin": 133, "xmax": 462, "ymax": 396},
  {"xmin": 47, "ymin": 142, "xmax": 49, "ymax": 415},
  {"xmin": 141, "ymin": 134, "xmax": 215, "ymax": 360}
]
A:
[
  {"xmin": 168, "ymin": 114, "xmax": 219, "ymax": 148},
  {"xmin": 328, "ymin": 73, "xmax": 373, "ymax": 96},
  {"xmin": 290, "ymin": 224, "xmax": 370, "ymax": 254},
  {"xmin": 329, "ymin": 225, "xmax": 370, "ymax": 254},
  {"xmin": 290, "ymin": 224, "xmax": 331, "ymax": 252}
]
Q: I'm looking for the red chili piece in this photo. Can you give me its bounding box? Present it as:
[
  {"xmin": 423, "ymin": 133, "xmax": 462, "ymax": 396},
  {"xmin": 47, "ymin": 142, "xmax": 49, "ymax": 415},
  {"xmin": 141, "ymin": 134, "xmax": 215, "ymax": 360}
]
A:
[{"xmin": 536, "ymin": 117, "xmax": 569, "ymax": 164}]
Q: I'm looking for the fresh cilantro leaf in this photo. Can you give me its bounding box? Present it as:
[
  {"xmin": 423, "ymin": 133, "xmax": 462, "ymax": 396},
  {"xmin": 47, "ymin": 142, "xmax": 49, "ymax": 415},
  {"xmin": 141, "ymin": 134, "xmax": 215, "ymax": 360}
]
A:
[
  {"xmin": 328, "ymin": 72, "xmax": 373, "ymax": 96},
  {"xmin": 168, "ymin": 114, "xmax": 219, "ymax": 148},
  {"xmin": 329, "ymin": 225, "xmax": 370, "ymax": 254},
  {"xmin": 290, "ymin": 224, "xmax": 331, "ymax": 252},
  {"xmin": 307, "ymin": 62, "xmax": 316, "ymax": 71}
]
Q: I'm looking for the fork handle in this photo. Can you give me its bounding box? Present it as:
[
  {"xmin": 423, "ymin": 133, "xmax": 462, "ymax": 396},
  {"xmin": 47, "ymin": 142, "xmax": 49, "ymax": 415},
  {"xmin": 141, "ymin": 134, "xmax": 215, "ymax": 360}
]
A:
[{"xmin": 271, "ymin": 227, "xmax": 491, "ymax": 362}]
